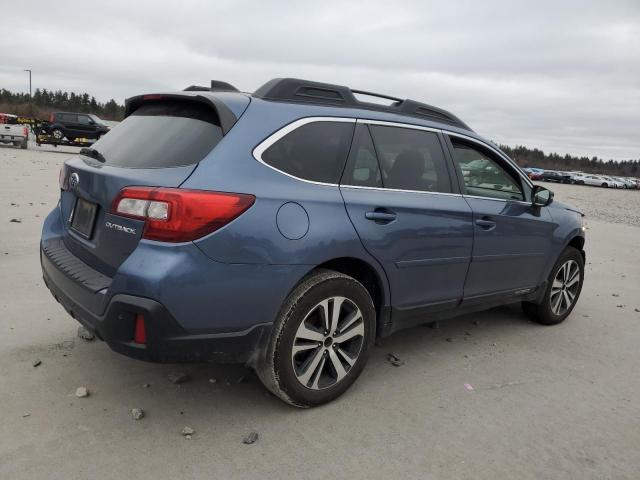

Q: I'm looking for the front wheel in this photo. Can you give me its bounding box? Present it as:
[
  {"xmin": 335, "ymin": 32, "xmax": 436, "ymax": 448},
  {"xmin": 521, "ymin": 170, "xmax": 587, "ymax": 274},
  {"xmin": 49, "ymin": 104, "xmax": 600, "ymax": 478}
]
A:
[
  {"xmin": 256, "ymin": 269, "xmax": 376, "ymax": 407},
  {"xmin": 523, "ymin": 246, "xmax": 584, "ymax": 325}
]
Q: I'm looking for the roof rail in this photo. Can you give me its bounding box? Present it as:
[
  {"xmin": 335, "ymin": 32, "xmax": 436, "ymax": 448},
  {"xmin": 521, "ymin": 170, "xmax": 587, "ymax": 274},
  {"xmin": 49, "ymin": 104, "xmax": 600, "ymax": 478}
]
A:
[
  {"xmin": 183, "ymin": 80, "xmax": 239, "ymax": 93},
  {"xmin": 253, "ymin": 78, "xmax": 471, "ymax": 131}
]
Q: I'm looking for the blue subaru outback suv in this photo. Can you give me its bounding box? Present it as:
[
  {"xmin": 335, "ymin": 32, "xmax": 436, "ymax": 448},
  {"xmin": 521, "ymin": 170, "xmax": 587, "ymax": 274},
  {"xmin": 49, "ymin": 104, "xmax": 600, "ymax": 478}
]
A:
[{"xmin": 41, "ymin": 78, "xmax": 585, "ymax": 407}]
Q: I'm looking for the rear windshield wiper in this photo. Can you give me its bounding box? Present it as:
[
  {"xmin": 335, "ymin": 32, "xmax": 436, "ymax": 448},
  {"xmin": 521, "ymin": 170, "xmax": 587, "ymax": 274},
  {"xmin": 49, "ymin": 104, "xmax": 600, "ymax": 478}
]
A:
[{"xmin": 79, "ymin": 147, "xmax": 106, "ymax": 163}]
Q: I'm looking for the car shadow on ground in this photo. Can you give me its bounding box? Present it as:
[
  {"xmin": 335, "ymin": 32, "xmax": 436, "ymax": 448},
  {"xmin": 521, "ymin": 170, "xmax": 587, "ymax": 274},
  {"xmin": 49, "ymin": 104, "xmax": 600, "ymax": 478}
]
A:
[{"xmin": 54, "ymin": 303, "xmax": 537, "ymax": 418}]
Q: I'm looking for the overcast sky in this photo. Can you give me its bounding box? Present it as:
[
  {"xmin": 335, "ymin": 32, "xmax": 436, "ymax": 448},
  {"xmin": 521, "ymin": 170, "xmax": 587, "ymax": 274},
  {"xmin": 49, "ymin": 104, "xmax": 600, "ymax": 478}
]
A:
[{"xmin": 1, "ymin": 0, "xmax": 638, "ymax": 160}]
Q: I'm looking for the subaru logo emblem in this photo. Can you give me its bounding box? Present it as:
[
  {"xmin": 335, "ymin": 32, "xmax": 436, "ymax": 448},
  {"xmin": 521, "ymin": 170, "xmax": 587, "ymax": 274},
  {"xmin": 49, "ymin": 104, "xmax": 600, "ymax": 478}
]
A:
[{"xmin": 69, "ymin": 172, "xmax": 80, "ymax": 190}]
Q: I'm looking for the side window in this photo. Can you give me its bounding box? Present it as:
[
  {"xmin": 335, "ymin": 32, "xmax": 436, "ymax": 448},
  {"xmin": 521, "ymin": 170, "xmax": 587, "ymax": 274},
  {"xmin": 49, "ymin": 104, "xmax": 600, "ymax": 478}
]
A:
[
  {"xmin": 77, "ymin": 115, "xmax": 90, "ymax": 125},
  {"xmin": 261, "ymin": 121, "xmax": 355, "ymax": 184},
  {"xmin": 368, "ymin": 125, "xmax": 452, "ymax": 193},
  {"xmin": 450, "ymin": 139, "xmax": 524, "ymax": 201},
  {"xmin": 340, "ymin": 124, "xmax": 382, "ymax": 188},
  {"xmin": 61, "ymin": 114, "xmax": 77, "ymax": 123}
]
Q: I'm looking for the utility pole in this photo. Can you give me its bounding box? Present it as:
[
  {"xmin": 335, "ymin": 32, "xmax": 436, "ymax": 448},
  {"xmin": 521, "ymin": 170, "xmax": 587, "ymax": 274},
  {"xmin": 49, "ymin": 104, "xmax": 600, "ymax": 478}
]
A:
[{"xmin": 24, "ymin": 69, "xmax": 32, "ymax": 115}]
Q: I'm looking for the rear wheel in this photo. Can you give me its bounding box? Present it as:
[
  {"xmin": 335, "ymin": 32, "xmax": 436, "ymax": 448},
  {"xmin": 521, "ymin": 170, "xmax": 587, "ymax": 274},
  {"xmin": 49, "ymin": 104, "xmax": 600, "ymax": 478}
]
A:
[
  {"xmin": 523, "ymin": 246, "xmax": 584, "ymax": 325},
  {"xmin": 51, "ymin": 129, "xmax": 64, "ymax": 141},
  {"xmin": 601, "ymin": 183, "xmax": 608, "ymax": 188},
  {"xmin": 256, "ymin": 269, "xmax": 375, "ymax": 407},
  {"xmin": 20, "ymin": 139, "xmax": 27, "ymax": 149}
]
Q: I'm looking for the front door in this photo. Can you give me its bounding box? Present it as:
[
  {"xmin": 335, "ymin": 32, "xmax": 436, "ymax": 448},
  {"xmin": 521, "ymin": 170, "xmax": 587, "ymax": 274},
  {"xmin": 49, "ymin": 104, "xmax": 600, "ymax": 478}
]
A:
[
  {"xmin": 446, "ymin": 135, "xmax": 554, "ymax": 300},
  {"xmin": 340, "ymin": 122, "xmax": 473, "ymax": 318}
]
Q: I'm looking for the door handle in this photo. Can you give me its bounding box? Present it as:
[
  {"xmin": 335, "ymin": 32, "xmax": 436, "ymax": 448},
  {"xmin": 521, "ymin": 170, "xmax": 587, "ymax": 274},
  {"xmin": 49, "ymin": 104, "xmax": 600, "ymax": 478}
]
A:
[
  {"xmin": 475, "ymin": 217, "xmax": 496, "ymax": 230},
  {"xmin": 365, "ymin": 209, "xmax": 397, "ymax": 223}
]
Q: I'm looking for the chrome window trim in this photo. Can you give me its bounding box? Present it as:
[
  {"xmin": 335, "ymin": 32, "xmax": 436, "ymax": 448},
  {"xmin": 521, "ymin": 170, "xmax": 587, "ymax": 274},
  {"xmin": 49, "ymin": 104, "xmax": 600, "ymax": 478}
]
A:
[
  {"xmin": 252, "ymin": 116, "xmax": 356, "ymax": 188},
  {"xmin": 462, "ymin": 194, "xmax": 532, "ymax": 206},
  {"xmin": 340, "ymin": 184, "xmax": 462, "ymax": 198},
  {"xmin": 251, "ymin": 116, "xmax": 535, "ymax": 204},
  {"xmin": 356, "ymin": 118, "xmax": 441, "ymax": 134}
]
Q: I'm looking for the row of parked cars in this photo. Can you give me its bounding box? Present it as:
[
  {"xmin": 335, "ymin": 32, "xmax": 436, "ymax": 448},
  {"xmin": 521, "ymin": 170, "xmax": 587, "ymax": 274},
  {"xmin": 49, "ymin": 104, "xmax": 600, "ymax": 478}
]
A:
[{"xmin": 523, "ymin": 168, "xmax": 639, "ymax": 189}]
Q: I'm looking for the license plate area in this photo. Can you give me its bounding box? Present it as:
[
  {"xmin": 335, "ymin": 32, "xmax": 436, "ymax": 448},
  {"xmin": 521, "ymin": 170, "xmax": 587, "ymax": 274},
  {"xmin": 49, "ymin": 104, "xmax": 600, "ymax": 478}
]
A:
[{"xmin": 70, "ymin": 197, "xmax": 98, "ymax": 239}]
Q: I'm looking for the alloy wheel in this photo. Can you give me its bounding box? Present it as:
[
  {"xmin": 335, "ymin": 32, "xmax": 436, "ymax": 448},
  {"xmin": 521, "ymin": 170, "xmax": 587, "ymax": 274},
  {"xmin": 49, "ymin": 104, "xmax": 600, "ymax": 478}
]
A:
[
  {"xmin": 291, "ymin": 296, "xmax": 365, "ymax": 390},
  {"xmin": 550, "ymin": 259, "xmax": 581, "ymax": 316}
]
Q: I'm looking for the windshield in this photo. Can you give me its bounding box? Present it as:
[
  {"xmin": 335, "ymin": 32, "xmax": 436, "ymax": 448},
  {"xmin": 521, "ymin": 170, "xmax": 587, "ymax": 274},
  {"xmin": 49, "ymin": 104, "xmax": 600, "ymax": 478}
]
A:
[
  {"xmin": 89, "ymin": 114, "xmax": 105, "ymax": 126},
  {"xmin": 88, "ymin": 100, "xmax": 223, "ymax": 168}
]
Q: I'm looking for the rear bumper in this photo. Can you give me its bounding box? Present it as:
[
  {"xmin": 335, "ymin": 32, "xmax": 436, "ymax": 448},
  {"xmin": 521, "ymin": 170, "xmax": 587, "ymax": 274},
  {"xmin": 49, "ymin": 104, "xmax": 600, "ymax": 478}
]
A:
[{"xmin": 41, "ymin": 244, "xmax": 269, "ymax": 364}]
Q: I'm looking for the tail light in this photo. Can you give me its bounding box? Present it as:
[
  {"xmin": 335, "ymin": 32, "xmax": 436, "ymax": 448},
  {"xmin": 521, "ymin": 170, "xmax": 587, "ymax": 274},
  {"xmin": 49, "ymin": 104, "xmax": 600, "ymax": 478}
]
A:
[
  {"xmin": 49, "ymin": 113, "xmax": 54, "ymax": 122},
  {"xmin": 111, "ymin": 187, "xmax": 255, "ymax": 242},
  {"xmin": 23, "ymin": 126, "xmax": 28, "ymax": 138}
]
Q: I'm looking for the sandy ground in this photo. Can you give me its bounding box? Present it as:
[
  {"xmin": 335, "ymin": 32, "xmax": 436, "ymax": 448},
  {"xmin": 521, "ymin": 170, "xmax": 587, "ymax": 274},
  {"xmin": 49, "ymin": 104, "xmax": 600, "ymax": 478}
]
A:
[{"xmin": 1, "ymin": 143, "xmax": 639, "ymax": 480}]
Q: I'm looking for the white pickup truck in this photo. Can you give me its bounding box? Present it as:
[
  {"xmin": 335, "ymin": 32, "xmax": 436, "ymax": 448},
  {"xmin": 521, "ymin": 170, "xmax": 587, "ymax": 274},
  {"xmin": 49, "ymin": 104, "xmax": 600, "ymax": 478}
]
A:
[{"xmin": 0, "ymin": 113, "xmax": 29, "ymax": 149}]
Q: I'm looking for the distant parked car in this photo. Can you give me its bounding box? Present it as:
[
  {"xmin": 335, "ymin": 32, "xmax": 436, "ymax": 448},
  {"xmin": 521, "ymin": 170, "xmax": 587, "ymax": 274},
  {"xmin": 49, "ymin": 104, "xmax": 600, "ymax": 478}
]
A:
[
  {"xmin": 612, "ymin": 177, "xmax": 635, "ymax": 189},
  {"xmin": 540, "ymin": 170, "xmax": 571, "ymax": 183},
  {"xmin": 601, "ymin": 176, "xmax": 624, "ymax": 188},
  {"xmin": 523, "ymin": 167, "xmax": 544, "ymax": 180},
  {"xmin": 570, "ymin": 172, "xmax": 589, "ymax": 184},
  {"xmin": 0, "ymin": 113, "xmax": 29, "ymax": 149},
  {"xmin": 579, "ymin": 174, "xmax": 611, "ymax": 187},
  {"xmin": 626, "ymin": 178, "xmax": 640, "ymax": 189},
  {"xmin": 47, "ymin": 112, "xmax": 110, "ymax": 142}
]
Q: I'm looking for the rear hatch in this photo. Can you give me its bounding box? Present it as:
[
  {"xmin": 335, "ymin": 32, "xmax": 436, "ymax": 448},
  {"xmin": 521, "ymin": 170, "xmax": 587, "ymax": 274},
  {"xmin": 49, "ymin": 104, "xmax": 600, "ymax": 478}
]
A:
[{"xmin": 59, "ymin": 96, "xmax": 235, "ymax": 276}]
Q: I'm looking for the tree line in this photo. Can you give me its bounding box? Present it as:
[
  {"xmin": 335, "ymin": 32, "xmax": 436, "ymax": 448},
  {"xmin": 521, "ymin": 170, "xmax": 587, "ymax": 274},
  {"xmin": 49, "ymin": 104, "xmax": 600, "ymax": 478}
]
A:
[
  {"xmin": 500, "ymin": 144, "xmax": 639, "ymax": 178},
  {"xmin": 0, "ymin": 87, "xmax": 638, "ymax": 177},
  {"xmin": 0, "ymin": 88, "xmax": 124, "ymax": 121}
]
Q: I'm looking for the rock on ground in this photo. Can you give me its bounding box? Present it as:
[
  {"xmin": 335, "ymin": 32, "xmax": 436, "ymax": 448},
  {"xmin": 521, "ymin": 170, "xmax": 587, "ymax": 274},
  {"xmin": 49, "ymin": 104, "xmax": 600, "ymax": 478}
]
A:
[
  {"xmin": 75, "ymin": 387, "xmax": 89, "ymax": 398},
  {"xmin": 131, "ymin": 408, "xmax": 144, "ymax": 420}
]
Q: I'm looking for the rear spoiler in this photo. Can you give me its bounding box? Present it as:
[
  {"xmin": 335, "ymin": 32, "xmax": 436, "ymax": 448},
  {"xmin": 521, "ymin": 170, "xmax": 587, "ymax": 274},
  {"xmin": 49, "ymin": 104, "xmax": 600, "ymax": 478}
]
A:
[{"xmin": 124, "ymin": 93, "xmax": 239, "ymax": 135}]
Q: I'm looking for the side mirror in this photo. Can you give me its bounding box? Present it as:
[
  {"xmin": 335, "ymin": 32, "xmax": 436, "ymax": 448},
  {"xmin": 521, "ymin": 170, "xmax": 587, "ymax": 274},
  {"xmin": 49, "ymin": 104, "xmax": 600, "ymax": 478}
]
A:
[{"xmin": 532, "ymin": 185, "xmax": 553, "ymax": 207}]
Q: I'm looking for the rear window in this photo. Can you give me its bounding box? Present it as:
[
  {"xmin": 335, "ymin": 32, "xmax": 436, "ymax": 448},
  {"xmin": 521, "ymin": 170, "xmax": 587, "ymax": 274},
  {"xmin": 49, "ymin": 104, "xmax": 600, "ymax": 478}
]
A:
[
  {"xmin": 89, "ymin": 99, "xmax": 223, "ymax": 168},
  {"xmin": 261, "ymin": 121, "xmax": 355, "ymax": 184}
]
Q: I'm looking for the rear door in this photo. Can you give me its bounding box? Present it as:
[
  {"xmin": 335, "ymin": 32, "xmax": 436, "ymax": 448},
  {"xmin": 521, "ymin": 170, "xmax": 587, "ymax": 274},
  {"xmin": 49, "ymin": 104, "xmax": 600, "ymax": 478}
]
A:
[
  {"xmin": 340, "ymin": 121, "xmax": 473, "ymax": 319},
  {"xmin": 60, "ymin": 98, "xmax": 226, "ymax": 276},
  {"xmin": 58, "ymin": 113, "xmax": 79, "ymax": 138},
  {"xmin": 445, "ymin": 135, "xmax": 554, "ymax": 300}
]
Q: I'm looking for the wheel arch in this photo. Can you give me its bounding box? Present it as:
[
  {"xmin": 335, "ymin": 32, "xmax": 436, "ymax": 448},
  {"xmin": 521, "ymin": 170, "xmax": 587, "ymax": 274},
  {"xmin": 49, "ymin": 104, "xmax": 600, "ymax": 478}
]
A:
[
  {"xmin": 566, "ymin": 234, "xmax": 585, "ymax": 260},
  {"xmin": 306, "ymin": 256, "xmax": 390, "ymax": 337}
]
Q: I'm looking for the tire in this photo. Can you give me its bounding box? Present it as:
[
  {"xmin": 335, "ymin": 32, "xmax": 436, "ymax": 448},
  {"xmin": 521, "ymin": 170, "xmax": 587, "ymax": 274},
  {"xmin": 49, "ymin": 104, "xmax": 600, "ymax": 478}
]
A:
[
  {"xmin": 577, "ymin": 180, "xmax": 584, "ymax": 185},
  {"xmin": 256, "ymin": 269, "xmax": 376, "ymax": 407},
  {"xmin": 523, "ymin": 246, "xmax": 584, "ymax": 325},
  {"xmin": 20, "ymin": 140, "xmax": 27, "ymax": 149},
  {"xmin": 51, "ymin": 129, "xmax": 64, "ymax": 141},
  {"xmin": 601, "ymin": 183, "xmax": 608, "ymax": 188}
]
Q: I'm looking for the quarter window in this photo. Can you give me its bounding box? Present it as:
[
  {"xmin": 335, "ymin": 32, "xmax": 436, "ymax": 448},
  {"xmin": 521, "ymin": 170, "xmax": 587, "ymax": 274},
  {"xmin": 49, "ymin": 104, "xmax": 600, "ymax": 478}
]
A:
[
  {"xmin": 261, "ymin": 121, "xmax": 355, "ymax": 184},
  {"xmin": 368, "ymin": 125, "xmax": 452, "ymax": 193},
  {"xmin": 450, "ymin": 140, "xmax": 524, "ymax": 201}
]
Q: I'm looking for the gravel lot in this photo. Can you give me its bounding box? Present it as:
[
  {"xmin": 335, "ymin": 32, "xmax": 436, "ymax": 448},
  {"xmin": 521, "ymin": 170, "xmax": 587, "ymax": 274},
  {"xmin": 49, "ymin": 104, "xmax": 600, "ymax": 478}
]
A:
[
  {"xmin": 537, "ymin": 180, "xmax": 640, "ymax": 227},
  {"xmin": 1, "ymin": 143, "xmax": 639, "ymax": 479}
]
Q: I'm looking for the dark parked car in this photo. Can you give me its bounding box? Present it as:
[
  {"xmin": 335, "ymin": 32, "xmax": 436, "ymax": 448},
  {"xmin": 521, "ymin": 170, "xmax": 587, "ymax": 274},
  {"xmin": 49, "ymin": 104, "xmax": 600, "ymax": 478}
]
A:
[
  {"xmin": 47, "ymin": 112, "xmax": 110, "ymax": 141},
  {"xmin": 540, "ymin": 170, "xmax": 571, "ymax": 183},
  {"xmin": 42, "ymin": 78, "xmax": 586, "ymax": 407}
]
